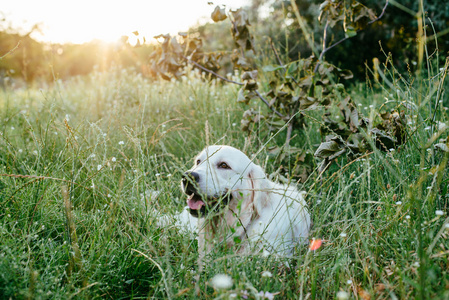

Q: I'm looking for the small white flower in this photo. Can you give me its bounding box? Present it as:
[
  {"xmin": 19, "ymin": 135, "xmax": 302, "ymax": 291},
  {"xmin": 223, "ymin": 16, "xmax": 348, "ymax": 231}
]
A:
[
  {"xmin": 97, "ymin": 165, "xmax": 102, "ymax": 171},
  {"xmin": 210, "ymin": 274, "xmax": 233, "ymax": 289},
  {"xmin": 11, "ymin": 126, "xmax": 14, "ymax": 130},
  {"xmin": 438, "ymin": 122, "xmax": 447, "ymax": 131},
  {"xmin": 413, "ymin": 262, "xmax": 420, "ymax": 267},
  {"xmin": 232, "ymin": 123, "xmax": 237, "ymax": 127},
  {"xmin": 435, "ymin": 210, "xmax": 444, "ymax": 216},
  {"xmin": 111, "ymin": 157, "xmax": 116, "ymax": 162},
  {"xmin": 346, "ymin": 279, "xmax": 352, "ymax": 285},
  {"xmin": 107, "ymin": 194, "xmax": 111, "ymax": 198},
  {"xmin": 262, "ymin": 249, "xmax": 270, "ymax": 257},
  {"xmin": 336, "ymin": 291, "xmax": 350, "ymax": 300},
  {"xmin": 405, "ymin": 215, "xmax": 411, "ymax": 219},
  {"xmin": 90, "ymin": 154, "xmax": 96, "ymax": 158},
  {"xmin": 340, "ymin": 232, "xmax": 347, "ymax": 237},
  {"xmin": 445, "ymin": 223, "xmax": 449, "ymax": 229},
  {"xmin": 33, "ymin": 150, "xmax": 38, "ymax": 155},
  {"xmin": 118, "ymin": 141, "xmax": 125, "ymax": 145},
  {"xmin": 155, "ymin": 173, "xmax": 161, "ymax": 177},
  {"xmin": 424, "ymin": 126, "xmax": 431, "ymax": 131},
  {"xmin": 395, "ymin": 201, "xmax": 402, "ymax": 205},
  {"xmin": 167, "ymin": 174, "xmax": 172, "ymax": 177},
  {"xmin": 261, "ymin": 271, "xmax": 272, "ymax": 278},
  {"xmin": 18, "ymin": 149, "xmax": 23, "ymax": 153},
  {"xmin": 258, "ymin": 291, "xmax": 274, "ymax": 300}
]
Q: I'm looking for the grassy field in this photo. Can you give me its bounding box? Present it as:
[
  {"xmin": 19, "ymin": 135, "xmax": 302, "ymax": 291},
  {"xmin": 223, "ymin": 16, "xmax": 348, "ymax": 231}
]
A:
[{"xmin": 0, "ymin": 61, "xmax": 448, "ymax": 299}]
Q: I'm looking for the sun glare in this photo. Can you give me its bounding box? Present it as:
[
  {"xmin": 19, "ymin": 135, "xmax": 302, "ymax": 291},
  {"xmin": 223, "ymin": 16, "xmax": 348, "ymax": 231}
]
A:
[{"xmin": 2, "ymin": 0, "xmax": 248, "ymax": 44}]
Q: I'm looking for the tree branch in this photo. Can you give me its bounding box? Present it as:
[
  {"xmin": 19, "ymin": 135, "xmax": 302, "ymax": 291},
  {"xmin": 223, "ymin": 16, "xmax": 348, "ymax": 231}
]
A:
[
  {"xmin": 183, "ymin": 55, "xmax": 244, "ymax": 86},
  {"xmin": 255, "ymin": 90, "xmax": 285, "ymax": 118},
  {"xmin": 183, "ymin": 55, "xmax": 285, "ymax": 119}
]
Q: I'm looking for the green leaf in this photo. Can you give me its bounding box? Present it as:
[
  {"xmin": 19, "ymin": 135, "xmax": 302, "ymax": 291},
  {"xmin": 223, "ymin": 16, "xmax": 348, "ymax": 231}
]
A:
[
  {"xmin": 262, "ymin": 65, "xmax": 285, "ymax": 72},
  {"xmin": 344, "ymin": 29, "xmax": 357, "ymax": 38},
  {"xmin": 314, "ymin": 140, "xmax": 343, "ymax": 159},
  {"xmin": 237, "ymin": 88, "xmax": 247, "ymax": 103}
]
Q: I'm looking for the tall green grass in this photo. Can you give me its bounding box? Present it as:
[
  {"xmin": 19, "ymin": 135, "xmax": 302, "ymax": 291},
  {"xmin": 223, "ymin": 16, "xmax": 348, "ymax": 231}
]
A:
[{"xmin": 0, "ymin": 57, "xmax": 448, "ymax": 299}]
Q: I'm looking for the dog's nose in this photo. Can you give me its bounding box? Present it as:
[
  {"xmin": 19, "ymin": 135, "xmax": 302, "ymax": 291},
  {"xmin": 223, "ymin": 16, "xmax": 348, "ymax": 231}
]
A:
[{"xmin": 182, "ymin": 171, "xmax": 200, "ymax": 183}]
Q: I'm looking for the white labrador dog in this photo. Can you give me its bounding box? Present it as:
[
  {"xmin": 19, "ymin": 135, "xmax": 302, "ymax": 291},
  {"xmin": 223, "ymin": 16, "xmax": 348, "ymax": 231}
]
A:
[{"xmin": 180, "ymin": 145, "xmax": 311, "ymax": 261}]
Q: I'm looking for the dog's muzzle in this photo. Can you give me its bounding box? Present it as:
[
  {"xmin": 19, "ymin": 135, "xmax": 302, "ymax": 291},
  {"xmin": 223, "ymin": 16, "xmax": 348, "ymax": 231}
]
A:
[{"xmin": 181, "ymin": 171, "xmax": 232, "ymax": 218}]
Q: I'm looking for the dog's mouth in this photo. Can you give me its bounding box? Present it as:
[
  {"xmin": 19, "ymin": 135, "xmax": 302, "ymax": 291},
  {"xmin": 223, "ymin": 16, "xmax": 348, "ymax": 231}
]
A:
[
  {"xmin": 184, "ymin": 190, "xmax": 232, "ymax": 218},
  {"xmin": 187, "ymin": 193, "xmax": 205, "ymax": 210}
]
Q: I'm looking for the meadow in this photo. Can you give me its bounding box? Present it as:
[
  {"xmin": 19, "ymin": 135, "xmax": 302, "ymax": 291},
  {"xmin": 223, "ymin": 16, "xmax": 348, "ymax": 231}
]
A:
[{"xmin": 0, "ymin": 58, "xmax": 448, "ymax": 299}]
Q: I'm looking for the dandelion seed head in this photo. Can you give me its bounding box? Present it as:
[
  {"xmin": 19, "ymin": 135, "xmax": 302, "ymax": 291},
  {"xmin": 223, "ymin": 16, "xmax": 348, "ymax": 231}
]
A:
[
  {"xmin": 261, "ymin": 271, "xmax": 272, "ymax": 278},
  {"xmin": 336, "ymin": 291, "xmax": 350, "ymax": 300},
  {"xmin": 210, "ymin": 274, "xmax": 233, "ymax": 289}
]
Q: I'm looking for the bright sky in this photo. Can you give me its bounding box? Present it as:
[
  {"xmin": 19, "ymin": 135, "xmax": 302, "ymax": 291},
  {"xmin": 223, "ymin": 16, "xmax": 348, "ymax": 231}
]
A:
[{"xmin": 2, "ymin": 0, "xmax": 249, "ymax": 44}]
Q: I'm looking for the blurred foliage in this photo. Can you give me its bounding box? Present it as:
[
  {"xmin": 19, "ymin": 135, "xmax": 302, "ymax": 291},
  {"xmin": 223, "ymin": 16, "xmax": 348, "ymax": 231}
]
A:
[
  {"xmin": 0, "ymin": 21, "xmax": 155, "ymax": 87},
  {"xmin": 250, "ymin": 0, "xmax": 449, "ymax": 77},
  {"xmin": 1, "ymin": 1, "xmax": 447, "ymax": 181}
]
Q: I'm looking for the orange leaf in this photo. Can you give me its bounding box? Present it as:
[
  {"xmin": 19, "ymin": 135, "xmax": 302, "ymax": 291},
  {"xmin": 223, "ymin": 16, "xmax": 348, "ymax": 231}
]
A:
[{"xmin": 309, "ymin": 239, "xmax": 323, "ymax": 251}]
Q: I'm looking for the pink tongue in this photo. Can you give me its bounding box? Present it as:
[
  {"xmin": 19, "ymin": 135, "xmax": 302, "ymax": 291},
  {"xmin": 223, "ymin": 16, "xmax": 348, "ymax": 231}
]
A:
[{"xmin": 187, "ymin": 197, "xmax": 204, "ymax": 210}]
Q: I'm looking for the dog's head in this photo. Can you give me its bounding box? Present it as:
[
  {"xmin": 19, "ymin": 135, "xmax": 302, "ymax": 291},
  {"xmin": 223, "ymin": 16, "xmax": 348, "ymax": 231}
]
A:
[{"xmin": 181, "ymin": 145, "xmax": 268, "ymax": 218}]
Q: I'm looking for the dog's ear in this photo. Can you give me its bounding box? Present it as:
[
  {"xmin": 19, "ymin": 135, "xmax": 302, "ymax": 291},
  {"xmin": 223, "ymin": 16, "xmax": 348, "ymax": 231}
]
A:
[{"xmin": 247, "ymin": 163, "xmax": 270, "ymax": 213}]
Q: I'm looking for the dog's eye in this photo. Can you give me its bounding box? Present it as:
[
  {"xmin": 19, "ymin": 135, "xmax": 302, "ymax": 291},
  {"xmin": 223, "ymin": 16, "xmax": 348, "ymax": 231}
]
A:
[
  {"xmin": 196, "ymin": 159, "xmax": 201, "ymax": 165},
  {"xmin": 218, "ymin": 162, "xmax": 231, "ymax": 169}
]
